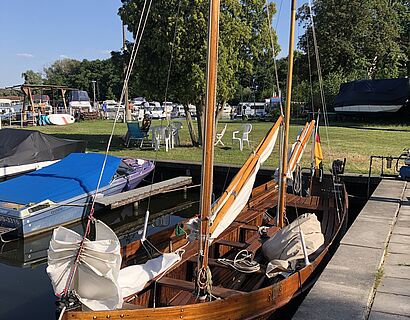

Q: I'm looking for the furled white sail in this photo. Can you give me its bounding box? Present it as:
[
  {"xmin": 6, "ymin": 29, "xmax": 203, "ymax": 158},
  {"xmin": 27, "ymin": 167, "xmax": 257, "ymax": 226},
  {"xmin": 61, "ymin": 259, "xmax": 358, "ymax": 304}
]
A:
[
  {"xmin": 119, "ymin": 253, "xmax": 181, "ymax": 298},
  {"xmin": 47, "ymin": 220, "xmax": 182, "ymax": 311},
  {"xmin": 47, "ymin": 220, "xmax": 122, "ymax": 311},
  {"xmin": 286, "ymin": 120, "xmax": 315, "ymax": 178},
  {"xmin": 209, "ymin": 118, "xmax": 281, "ymax": 241}
]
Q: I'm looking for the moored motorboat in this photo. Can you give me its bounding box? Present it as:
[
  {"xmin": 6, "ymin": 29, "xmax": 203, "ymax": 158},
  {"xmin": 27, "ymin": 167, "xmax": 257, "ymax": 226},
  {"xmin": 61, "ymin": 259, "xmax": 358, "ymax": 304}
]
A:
[{"xmin": 0, "ymin": 153, "xmax": 154, "ymax": 238}]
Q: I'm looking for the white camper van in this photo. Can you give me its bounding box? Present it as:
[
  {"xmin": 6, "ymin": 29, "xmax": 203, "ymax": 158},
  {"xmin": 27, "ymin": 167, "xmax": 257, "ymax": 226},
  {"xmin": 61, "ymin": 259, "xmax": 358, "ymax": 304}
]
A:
[
  {"xmin": 237, "ymin": 102, "xmax": 267, "ymax": 118},
  {"xmin": 68, "ymin": 90, "xmax": 92, "ymax": 113}
]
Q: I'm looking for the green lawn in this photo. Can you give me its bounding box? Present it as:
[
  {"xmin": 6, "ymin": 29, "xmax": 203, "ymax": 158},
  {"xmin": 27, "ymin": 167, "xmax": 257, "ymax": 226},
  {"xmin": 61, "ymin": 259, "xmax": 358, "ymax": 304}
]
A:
[{"xmin": 30, "ymin": 119, "xmax": 410, "ymax": 174}]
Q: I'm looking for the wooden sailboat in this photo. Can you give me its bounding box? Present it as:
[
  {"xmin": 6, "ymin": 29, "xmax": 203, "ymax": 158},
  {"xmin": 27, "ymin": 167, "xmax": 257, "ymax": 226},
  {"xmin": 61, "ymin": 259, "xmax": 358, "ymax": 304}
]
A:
[{"xmin": 50, "ymin": 0, "xmax": 348, "ymax": 318}]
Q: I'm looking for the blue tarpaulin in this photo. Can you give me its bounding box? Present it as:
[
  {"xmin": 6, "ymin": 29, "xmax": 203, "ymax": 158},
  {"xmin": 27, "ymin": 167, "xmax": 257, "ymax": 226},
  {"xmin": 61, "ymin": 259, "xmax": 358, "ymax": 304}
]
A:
[{"xmin": 0, "ymin": 153, "xmax": 121, "ymax": 204}]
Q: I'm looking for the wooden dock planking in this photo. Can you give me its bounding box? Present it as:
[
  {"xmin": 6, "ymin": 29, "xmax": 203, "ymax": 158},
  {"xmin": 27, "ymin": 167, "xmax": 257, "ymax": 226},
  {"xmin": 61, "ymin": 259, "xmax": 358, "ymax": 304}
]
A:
[{"xmin": 96, "ymin": 176, "xmax": 192, "ymax": 209}]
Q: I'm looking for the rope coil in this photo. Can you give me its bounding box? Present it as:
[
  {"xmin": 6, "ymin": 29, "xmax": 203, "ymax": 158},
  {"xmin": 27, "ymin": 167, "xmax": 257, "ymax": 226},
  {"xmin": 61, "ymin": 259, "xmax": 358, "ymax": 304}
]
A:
[{"xmin": 217, "ymin": 249, "xmax": 260, "ymax": 274}]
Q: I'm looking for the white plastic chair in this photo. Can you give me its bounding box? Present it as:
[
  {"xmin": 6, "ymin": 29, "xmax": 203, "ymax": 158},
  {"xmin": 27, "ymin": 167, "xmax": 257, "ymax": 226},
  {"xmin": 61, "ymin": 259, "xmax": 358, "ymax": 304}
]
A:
[
  {"xmin": 232, "ymin": 123, "xmax": 252, "ymax": 151},
  {"xmin": 152, "ymin": 126, "xmax": 171, "ymax": 151},
  {"xmin": 170, "ymin": 121, "xmax": 183, "ymax": 147},
  {"xmin": 214, "ymin": 123, "xmax": 227, "ymax": 146}
]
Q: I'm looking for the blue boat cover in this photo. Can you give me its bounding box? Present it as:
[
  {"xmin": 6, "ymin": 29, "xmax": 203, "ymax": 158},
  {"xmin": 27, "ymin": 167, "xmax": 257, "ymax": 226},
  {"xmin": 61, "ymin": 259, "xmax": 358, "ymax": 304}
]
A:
[{"xmin": 0, "ymin": 153, "xmax": 121, "ymax": 204}]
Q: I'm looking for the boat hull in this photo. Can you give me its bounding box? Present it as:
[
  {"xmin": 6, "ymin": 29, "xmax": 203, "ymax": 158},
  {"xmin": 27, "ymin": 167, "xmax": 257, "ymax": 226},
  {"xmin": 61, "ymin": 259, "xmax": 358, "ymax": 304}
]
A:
[
  {"xmin": 0, "ymin": 160, "xmax": 59, "ymax": 180},
  {"xmin": 63, "ymin": 177, "xmax": 348, "ymax": 320},
  {"xmin": 334, "ymin": 104, "xmax": 403, "ymax": 113}
]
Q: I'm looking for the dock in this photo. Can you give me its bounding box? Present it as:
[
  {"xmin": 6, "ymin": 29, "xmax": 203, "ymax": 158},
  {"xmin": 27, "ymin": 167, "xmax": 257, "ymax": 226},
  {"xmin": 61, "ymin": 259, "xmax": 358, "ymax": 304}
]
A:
[
  {"xmin": 293, "ymin": 179, "xmax": 409, "ymax": 319},
  {"xmin": 96, "ymin": 176, "xmax": 193, "ymax": 209}
]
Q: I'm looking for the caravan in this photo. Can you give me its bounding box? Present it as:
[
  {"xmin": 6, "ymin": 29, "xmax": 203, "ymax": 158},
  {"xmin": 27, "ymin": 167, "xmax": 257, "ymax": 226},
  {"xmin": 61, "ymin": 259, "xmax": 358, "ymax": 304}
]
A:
[{"xmin": 236, "ymin": 102, "xmax": 268, "ymax": 119}]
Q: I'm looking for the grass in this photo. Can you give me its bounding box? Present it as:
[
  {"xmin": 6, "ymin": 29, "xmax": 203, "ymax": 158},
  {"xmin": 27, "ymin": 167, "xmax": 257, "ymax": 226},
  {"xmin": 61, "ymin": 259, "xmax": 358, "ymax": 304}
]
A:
[
  {"xmin": 374, "ymin": 266, "xmax": 384, "ymax": 289},
  {"xmin": 30, "ymin": 118, "xmax": 410, "ymax": 174}
]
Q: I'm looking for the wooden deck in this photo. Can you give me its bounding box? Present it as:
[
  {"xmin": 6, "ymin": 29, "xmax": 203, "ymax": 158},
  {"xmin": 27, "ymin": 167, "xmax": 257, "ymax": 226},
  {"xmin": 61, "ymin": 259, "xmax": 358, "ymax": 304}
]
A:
[{"xmin": 96, "ymin": 176, "xmax": 192, "ymax": 209}]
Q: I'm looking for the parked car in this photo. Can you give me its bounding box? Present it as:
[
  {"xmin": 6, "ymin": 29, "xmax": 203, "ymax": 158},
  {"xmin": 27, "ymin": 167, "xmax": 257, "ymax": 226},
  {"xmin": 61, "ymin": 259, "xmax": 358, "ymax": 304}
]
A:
[
  {"xmin": 131, "ymin": 97, "xmax": 148, "ymax": 110},
  {"xmin": 236, "ymin": 102, "xmax": 268, "ymax": 119},
  {"xmin": 188, "ymin": 104, "xmax": 197, "ymax": 117},
  {"xmin": 147, "ymin": 101, "xmax": 165, "ymax": 119},
  {"xmin": 171, "ymin": 104, "xmax": 186, "ymax": 118},
  {"xmin": 102, "ymin": 100, "xmax": 125, "ymax": 120}
]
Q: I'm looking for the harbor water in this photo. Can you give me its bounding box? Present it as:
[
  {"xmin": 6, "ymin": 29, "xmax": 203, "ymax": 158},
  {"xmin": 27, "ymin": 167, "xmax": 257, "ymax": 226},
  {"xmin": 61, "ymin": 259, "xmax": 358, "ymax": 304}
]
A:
[{"xmin": 0, "ymin": 190, "xmax": 199, "ymax": 319}]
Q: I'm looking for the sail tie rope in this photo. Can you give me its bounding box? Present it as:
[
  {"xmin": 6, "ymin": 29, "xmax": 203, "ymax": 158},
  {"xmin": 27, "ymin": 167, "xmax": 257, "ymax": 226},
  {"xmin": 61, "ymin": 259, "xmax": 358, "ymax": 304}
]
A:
[
  {"xmin": 196, "ymin": 266, "xmax": 213, "ymax": 300},
  {"xmin": 217, "ymin": 250, "xmax": 260, "ymax": 274}
]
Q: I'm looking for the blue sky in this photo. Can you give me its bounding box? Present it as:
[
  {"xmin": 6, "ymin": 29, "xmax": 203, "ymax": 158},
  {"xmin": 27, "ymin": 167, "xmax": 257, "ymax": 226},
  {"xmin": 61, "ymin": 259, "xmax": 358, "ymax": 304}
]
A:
[{"xmin": 0, "ymin": 0, "xmax": 305, "ymax": 88}]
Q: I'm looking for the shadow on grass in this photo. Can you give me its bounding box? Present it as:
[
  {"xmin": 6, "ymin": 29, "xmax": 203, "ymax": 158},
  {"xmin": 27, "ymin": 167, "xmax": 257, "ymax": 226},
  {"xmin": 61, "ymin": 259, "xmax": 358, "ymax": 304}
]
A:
[
  {"xmin": 333, "ymin": 125, "xmax": 410, "ymax": 132},
  {"xmin": 51, "ymin": 133, "xmax": 203, "ymax": 152},
  {"xmin": 49, "ymin": 133, "xmax": 127, "ymax": 152}
]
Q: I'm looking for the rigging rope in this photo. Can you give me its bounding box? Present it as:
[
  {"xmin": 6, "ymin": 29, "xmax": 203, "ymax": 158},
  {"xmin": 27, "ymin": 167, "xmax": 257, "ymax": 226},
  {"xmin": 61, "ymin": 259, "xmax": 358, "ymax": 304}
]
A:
[
  {"xmin": 61, "ymin": 0, "xmax": 153, "ymax": 297},
  {"xmin": 306, "ymin": 0, "xmax": 343, "ymax": 222},
  {"xmin": 142, "ymin": 0, "xmax": 183, "ymax": 256},
  {"xmin": 266, "ymin": 0, "xmax": 284, "ymax": 116}
]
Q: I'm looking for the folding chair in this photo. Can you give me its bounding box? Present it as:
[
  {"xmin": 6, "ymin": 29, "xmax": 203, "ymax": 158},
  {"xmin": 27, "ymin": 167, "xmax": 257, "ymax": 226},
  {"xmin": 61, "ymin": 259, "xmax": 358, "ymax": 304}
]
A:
[
  {"xmin": 214, "ymin": 123, "xmax": 227, "ymax": 146},
  {"xmin": 232, "ymin": 123, "xmax": 252, "ymax": 151},
  {"xmin": 124, "ymin": 121, "xmax": 149, "ymax": 148}
]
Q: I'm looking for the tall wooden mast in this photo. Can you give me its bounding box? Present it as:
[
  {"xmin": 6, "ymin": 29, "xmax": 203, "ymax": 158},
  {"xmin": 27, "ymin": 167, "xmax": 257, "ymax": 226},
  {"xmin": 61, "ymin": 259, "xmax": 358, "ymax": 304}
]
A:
[
  {"xmin": 278, "ymin": 0, "xmax": 297, "ymax": 228},
  {"xmin": 197, "ymin": 0, "xmax": 220, "ymax": 280}
]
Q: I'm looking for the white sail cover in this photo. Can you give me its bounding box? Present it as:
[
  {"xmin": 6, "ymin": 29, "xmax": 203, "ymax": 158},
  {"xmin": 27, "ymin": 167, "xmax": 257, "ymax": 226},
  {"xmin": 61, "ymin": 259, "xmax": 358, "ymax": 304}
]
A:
[
  {"xmin": 47, "ymin": 220, "xmax": 181, "ymax": 311},
  {"xmin": 262, "ymin": 213, "xmax": 324, "ymax": 278},
  {"xmin": 210, "ymin": 126, "xmax": 280, "ymax": 241}
]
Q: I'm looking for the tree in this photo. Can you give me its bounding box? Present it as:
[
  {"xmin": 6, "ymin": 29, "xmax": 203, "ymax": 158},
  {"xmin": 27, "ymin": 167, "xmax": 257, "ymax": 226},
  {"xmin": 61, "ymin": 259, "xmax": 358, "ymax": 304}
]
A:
[
  {"xmin": 21, "ymin": 70, "xmax": 43, "ymax": 85},
  {"xmin": 119, "ymin": 0, "xmax": 279, "ymax": 146},
  {"xmin": 43, "ymin": 58, "xmax": 124, "ymax": 101},
  {"xmin": 298, "ymin": 0, "xmax": 406, "ymax": 79}
]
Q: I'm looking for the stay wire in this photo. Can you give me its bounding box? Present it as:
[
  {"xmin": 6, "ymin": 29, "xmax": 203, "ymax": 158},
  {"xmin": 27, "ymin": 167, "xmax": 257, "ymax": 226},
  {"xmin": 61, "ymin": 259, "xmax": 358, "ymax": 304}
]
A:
[
  {"xmin": 307, "ymin": 0, "xmax": 343, "ymax": 217},
  {"xmin": 306, "ymin": 30, "xmax": 315, "ymax": 116},
  {"xmin": 61, "ymin": 0, "xmax": 153, "ymax": 296},
  {"xmin": 164, "ymin": 0, "xmax": 182, "ymax": 127},
  {"xmin": 145, "ymin": 0, "xmax": 182, "ymax": 223},
  {"xmin": 266, "ymin": 0, "xmax": 284, "ymax": 116},
  {"xmin": 307, "ymin": 0, "xmax": 333, "ymax": 159}
]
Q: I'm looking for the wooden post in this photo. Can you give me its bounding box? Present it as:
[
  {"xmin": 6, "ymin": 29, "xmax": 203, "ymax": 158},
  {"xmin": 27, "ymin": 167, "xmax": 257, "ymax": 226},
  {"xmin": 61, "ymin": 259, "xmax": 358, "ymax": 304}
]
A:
[
  {"xmin": 61, "ymin": 89, "xmax": 67, "ymax": 113},
  {"xmin": 27, "ymin": 88, "xmax": 35, "ymax": 126},
  {"xmin": 277, "ymin": 0, "xmax": 297, "ymax": 229}
]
